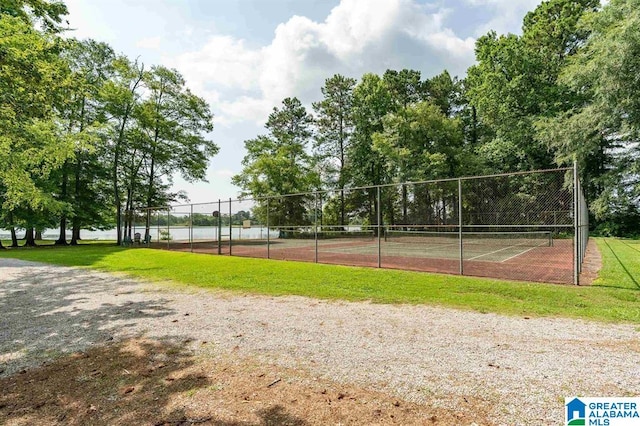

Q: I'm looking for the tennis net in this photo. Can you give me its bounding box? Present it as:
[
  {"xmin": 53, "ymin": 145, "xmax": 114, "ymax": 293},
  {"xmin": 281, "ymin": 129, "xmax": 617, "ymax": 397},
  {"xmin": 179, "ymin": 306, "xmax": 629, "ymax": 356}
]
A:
[{"xmin": 384, "ymin": 230, "xmax": 553, "ymax": 247}]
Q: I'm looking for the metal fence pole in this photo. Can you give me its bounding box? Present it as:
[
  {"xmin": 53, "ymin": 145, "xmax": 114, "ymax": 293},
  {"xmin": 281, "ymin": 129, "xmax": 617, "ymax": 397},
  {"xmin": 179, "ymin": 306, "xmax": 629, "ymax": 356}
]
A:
[
  {"xmin": 314, "ymin": 192, "xmax": 318, "ymax": 263},
  {"xmin": 229, "ymin": 198, "xmax": 233, "ymax": 256},
  {"xmin": 574, "ymin": 161, "xmax": 579, "ymax": 285},
  {"xmin": 266, "ymin": 198, "xmax": 270, "ymax": 259},
  {"xmin": 458, "ymin": 178, "xmax": 463, "ymax": 275},
  {"xmin": 217, "ymin": 199, "xmax": 222, "ymax": 255},
  {"xmin": 377, "ymin": 186, "xmax": 381, "ymax": 268},
  {"xmin": 190, "ymin": 203, "xmax": 193, "ymax": 253},
  {"xmin": 166, "ymin": 208, "xmax": 170, "ymax": 250}
]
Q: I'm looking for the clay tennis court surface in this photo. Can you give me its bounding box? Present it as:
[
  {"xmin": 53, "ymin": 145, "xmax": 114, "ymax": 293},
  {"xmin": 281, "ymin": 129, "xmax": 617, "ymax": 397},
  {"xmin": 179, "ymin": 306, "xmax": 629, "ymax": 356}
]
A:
[{"xmin": 152, "ymin": 235, "xmax": 582, "ymax": 284}]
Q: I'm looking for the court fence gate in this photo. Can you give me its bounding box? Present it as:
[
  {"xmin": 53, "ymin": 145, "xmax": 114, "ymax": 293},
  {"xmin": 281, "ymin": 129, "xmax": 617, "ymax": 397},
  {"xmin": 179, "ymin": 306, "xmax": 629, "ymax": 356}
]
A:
[{"xmin": 130, "ymin": 166, "xmax": 589, "ymax": 285}]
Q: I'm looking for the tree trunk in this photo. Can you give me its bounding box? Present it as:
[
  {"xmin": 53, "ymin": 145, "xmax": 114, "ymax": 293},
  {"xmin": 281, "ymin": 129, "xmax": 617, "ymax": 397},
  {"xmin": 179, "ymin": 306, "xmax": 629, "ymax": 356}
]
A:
[
  {"xmin": 402, "ymin": 184, "xmax": 408, "ymax": 226},
  {"xmin": 145, "ymin": 154, "xmax": 156, "ymax": 241},
  {"xmin": 71, "ymin": 223, "xmax": 81, "ymax": 245},
  {"xmin": 24, "ymin": 228, "xmax": 36, "ymax": 247},
  {"xmin": 35, "ymin": 230, "xmax": 43, "ymax": 240},
  {"xmin": 0, "ymin": 239, "xmax": 4, "ymax": 249},
  {"xmin": 10, "ymin": 227, "xmax": 18, "ymax": 247},
  {"xmin": 56, "ymin": 161, "xmax": 69, "ymax": 245}
]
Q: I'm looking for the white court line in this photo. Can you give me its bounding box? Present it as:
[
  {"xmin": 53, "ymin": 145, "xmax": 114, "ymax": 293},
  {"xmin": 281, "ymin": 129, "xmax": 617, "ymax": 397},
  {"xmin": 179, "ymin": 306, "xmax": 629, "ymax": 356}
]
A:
[
  {"xmin": 322, "ymin": 241, "xmax": 460, "ymax": 254},
  {"xmin": 467, "ymin": 240, "xmax": 537, "ymax": 261},
  {"xmin": 500, "ymin": 244, "xmax": 545, "ymax": 263}
]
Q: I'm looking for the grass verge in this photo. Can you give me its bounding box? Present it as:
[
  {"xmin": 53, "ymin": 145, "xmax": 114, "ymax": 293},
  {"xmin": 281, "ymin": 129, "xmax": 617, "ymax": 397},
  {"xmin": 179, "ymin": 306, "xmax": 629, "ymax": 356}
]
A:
[{"xmin": 0, "ymin": 238, "xmax": 638, "ymax": 324}]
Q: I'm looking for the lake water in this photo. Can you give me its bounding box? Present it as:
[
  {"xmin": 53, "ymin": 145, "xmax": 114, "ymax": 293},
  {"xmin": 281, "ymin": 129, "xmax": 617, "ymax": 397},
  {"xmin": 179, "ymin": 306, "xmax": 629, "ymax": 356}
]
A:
[{"xmin": 1, "ymin": 226, "xmax": 279, "ymax": 242}]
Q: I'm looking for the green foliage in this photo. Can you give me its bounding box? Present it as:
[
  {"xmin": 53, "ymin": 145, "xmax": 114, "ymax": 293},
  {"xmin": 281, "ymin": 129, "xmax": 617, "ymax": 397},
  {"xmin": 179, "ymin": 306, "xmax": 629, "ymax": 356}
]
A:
[
  {"xmin": 233, "ymin": 98, "xmax": 319, "ymax": 225},
  {"xmin": 0, "ymin": 4, "xmax": 218, "ymax": 245},
  {"xmin": 0, "ymin": 14, "xmax": 73, "ymax": 215},
  {"xmin": 536, "ymin": 0, "xmax": 640, "ymax": 230}
]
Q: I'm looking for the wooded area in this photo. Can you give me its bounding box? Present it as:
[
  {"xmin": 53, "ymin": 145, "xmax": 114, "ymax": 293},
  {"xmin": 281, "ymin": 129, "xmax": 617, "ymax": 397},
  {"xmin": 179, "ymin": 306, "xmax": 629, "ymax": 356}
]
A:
[
  {"xmin": 1, "ymin": 0, "xmax": 639, "ymax": 249},
  {"xmin": 0, "ymin": 0, "xmax": 218, "ymax": 247},
  {"xmin": 233, "ymin": 0, "xmax": 640, "ymax": 237}
]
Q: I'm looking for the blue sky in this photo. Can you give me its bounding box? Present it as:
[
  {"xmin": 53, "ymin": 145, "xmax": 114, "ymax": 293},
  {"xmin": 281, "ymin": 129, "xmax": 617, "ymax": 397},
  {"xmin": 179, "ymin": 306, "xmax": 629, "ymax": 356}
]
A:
[{"xmin": 64, "ymin": 0, "xmax": 543, "ymax": 204}]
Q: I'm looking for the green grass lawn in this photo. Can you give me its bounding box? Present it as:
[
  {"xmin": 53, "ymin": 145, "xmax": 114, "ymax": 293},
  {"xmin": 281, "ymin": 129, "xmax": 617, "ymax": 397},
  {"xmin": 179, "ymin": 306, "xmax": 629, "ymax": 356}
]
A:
[{"xmin": 0, "ymin": 238, "xmax": 638, "ymax": 324}]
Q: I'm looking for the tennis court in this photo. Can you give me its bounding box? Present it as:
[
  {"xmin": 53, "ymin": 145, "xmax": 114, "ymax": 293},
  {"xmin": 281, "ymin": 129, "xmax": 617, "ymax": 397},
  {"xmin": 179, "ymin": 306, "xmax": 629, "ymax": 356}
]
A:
[{"xmin": 139, "ymin": 167, "xmax": 587, "ymax": 285}]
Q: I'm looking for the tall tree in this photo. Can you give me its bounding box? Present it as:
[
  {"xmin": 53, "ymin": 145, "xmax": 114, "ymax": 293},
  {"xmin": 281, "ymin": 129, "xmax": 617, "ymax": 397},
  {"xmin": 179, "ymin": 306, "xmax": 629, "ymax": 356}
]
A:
[
  {"xmin": 466, "ymin": 0, "xmax": 599, "ymax": 172},
  {"xmin": 100, "ymin": 56, "xmax": 144, "ymax": 245},
  {"xmin": 0, "ymin": 9, "xmax": 73, "ymax": 245},
  {"xmin": 536, "ymin": 0, "xmax": 640, "ymax": 233},
  {"xmin": 313, "ymin": 74, "xmax": 356, "ymax": 226},
  {"xmin": 52, "ymin": 39, "xmax": 115, "ymax": 245},
  {"xmin": 136, "ymin": 66, "xmax": 217, "ymax": 240},
  {"xmin": 233, "ymin": 98, "xmax": 318, "ymax": 226}
]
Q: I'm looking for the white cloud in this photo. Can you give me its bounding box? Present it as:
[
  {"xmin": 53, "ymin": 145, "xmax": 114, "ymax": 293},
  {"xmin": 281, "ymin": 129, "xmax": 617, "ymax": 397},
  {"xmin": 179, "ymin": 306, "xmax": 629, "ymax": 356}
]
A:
[
  {"xmin": 136, "ymin": 36, "xmax": 162, "ymax": 50},
  {"xmin": 464, "ymin": 0, "xmax": 543, "ymax": 36},
  {"xmin": 173, "ymin": 36, "xmax": 262, "ymax": 91},
  {"xmin": 169, "ymin": 0, "xmax": 477, "ymax": 127}
]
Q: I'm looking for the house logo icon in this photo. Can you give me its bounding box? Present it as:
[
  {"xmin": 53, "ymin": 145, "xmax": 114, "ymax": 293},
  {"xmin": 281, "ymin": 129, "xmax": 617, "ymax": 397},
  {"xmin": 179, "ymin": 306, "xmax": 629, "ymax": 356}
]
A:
[{"xmin": 566, "ymin": 398, "xmax": 586, "ymax": 425}]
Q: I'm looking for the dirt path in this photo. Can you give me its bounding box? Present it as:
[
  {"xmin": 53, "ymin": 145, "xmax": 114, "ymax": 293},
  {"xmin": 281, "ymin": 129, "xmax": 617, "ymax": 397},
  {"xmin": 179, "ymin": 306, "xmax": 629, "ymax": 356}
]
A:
[{"xmin": 1, "ymin": 258, "xmax": 638, "ymax": 425}]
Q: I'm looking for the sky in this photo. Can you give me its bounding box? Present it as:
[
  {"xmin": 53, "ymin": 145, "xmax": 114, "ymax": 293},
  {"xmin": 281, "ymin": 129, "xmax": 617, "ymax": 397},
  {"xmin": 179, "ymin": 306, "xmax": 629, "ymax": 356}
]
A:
[{"xmin": 63, "ymin": 0, "xmax": 543, "ymax": 204}]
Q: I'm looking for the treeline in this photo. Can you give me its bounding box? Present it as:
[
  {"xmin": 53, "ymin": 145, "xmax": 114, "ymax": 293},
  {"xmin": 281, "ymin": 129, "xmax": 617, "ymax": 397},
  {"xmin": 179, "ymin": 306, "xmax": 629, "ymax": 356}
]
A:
[
  {"xmin": 0, "ymin": 1, "xmax": 217, "ymax": 248},
  {"xmin": 142, "ymin": 211, "xmax": 254, "ymax": 227},
  {"xmin": 234, "ymin": 0, "xmax": 640, "ymax": 236}
]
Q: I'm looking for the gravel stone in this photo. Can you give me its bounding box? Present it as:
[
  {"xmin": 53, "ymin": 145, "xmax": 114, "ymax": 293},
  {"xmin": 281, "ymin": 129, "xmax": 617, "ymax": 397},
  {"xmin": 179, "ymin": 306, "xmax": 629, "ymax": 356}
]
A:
[{"xmin": 1, "ymin": 258, "xmax": 638, "ymax": 424}]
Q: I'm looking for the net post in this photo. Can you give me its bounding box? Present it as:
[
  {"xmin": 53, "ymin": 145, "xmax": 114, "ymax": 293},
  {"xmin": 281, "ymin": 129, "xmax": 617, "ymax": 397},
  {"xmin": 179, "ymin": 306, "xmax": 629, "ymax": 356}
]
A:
[
  {"xmin": 166, "ymin": 208, "xmax": 170, "ymax": 250},
  {"xmin": 377, "ymin": 186, "xmax": 382, "ymax": 268},
  {"xmin": 190, "ymin": 203, "xmax": 193, "ymax": 253},
  {"xmin": 573, "ymin": 160, "xmax": 579, "ymax": 285},
  {"xmin": 217, "ymin": 199, "xmax": 222, "ymax": 255},
  {"xmin": 314, "ymin": 192, "xmax": 318, "ymax": 263},
  {"xmin": 458, "ymin": 178, "xmax": 463, "ymax": 275},
  {"xmin": 229, "ymin": 198, "xmax": 233, "ymax": 256},
  {"xmin": 266, "ymin": 198, "xmax": 270, "ymax": 259}
]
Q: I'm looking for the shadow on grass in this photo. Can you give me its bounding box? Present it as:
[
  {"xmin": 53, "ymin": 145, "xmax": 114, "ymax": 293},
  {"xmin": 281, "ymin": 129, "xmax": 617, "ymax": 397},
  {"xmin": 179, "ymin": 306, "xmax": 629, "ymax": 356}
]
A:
[
  {"xmin": 602, "ymin": 239, "xmax": 639, "ymax": 290},
  {"xmin": 0, "ymin": 243, "xmax": 121, "ymax": 267}
]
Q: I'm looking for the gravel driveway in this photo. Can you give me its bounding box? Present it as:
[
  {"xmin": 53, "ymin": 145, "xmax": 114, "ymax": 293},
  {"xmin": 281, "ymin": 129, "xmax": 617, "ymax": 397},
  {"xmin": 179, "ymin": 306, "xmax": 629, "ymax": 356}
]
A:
[{"xmin": 1, "ymin": 258, "xmax": 638, "ymax": 424}]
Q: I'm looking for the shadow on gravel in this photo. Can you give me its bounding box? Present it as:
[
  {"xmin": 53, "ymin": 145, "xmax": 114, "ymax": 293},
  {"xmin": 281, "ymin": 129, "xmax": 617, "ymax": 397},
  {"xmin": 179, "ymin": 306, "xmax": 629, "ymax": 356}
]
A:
[
  {"xmin": 1, "ymin": 336, "xmax": 462, "ymax": 426},
  {"xmin": 0, "ymin": 338, "xmax": 308, "ymax": 426},
  {"xmin": 0, "ymin": 263, "xmax": 175, "ymax": 377}
]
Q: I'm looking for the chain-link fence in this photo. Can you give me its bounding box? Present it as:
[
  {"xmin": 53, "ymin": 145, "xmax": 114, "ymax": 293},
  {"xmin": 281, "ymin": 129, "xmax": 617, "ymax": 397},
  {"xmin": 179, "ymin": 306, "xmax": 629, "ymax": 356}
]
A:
[{"xmin": 134, "ymin": 166, "xmax": 588, "ymax": 284}]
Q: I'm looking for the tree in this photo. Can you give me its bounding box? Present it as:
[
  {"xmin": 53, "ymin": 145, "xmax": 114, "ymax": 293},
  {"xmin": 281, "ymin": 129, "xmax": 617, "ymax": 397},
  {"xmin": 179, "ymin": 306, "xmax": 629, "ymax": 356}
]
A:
[
  {"xmin": 135, "ymin": 66, "xmax": 217, "ymax": 240},
  {"xmin": 536, "ymin": 0, "xmax": 640, "ymax": 233},
  {"xmin": 100, "ymin": 56, "xmax": 145, "ymax": 245},
  {"xmin": 1, "ymin": 0, "xmax": 68, "ymax": 33},
  {"xmin": 466, "ymin": 0, "xmax": 598, "ymax": 172},
  {"xmin": 233, "ymin": 98, "xmax": 318, "ymax": 226},
  {"xmin": 50, "ymin": 39, "xmax": 115, "ymax": 245},
  {"xmin": 343, "ymin": 73, "xmax": 394, "ymax": 227},
  {"xmin": 313, "ymin": 74, "xmax": 356, "ymax": 226},
  {"xmin": 0, "ymin": 11, "xmax": 74, "ymax": 246}
]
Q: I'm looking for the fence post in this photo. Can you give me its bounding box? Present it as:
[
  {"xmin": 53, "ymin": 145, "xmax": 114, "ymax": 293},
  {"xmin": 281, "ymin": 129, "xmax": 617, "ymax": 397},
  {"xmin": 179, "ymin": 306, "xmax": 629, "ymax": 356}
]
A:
[
  {"xmin": 377, "ymin": 186, "xmax": 381, "ymax": 268},
  {"xmin": 458, "ymin": 178, "xmax": 463, "ymax": 275},
  {"xmin": 314, "ymin": 192, "xmax": 318, "ymax": 263},
  {"xmin": 266, "ymin": 198, "xmax": 270, "ymax": 259},
  {"xmin": 190, "ymin": 203, "xmax": 193, "ymax": 253},
  {"xmin": 217, "ymin": 199, "xmax": 222, "ymax": 255},
  {"xmin": 574, "ymin": 161, "xmax": 579, "ymax": 285},
  {"xmin": 166, "ymin": 208, "xmax": 170, "ymax": 250},
  {"xmin": 229, "ymin": 198, "xmax": 233, "ymax": 256}
]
